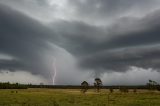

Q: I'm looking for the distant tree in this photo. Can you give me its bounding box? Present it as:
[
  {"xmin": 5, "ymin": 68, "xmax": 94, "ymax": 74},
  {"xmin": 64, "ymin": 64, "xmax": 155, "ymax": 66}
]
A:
[
  {"xmin": 0, "ymin": 82, "xmax": 27, "ymax": 89},
  {"xmin": 81, "ymin": 81, "xmax": 89, "ymax": 93},
  {"xmin": 119, "ymin": 87, "xmax": 129, "ymax": 93},
  {"xmin": 40, "ymin": 82, "xmax": 44, "ymax": 88},
  {"xmin": 157, "ymin": 87, "xmax": 160, "ymax": 91},
  {"xmin": 94, "ymin": 78, "xmax": 102, "ymax": 92},
  {"xmin": 133, "ymin": 88, "xmax": 137, "ymax": 93},
  {"xmin": 109, "ymin": 88, "xmax": 114, "ymax": 93},
  {"xmin": 146, "ymin": 79, "xmax": 158, "ymax": 90}
]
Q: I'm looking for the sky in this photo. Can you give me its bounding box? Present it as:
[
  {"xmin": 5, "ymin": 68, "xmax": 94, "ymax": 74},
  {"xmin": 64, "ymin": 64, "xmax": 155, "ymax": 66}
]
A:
[{"xmin": 0, "ymin": 0, "xmax": 160, "ymax": 85}]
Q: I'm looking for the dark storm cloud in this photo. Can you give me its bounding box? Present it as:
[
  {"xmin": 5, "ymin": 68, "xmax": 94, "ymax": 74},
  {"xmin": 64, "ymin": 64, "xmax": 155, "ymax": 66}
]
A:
[
  {"xmin": 53, "ymin": 9, "xmax": 160, "ymax": 55},
  {"xmin": 0, "ymin": 0, "xmax": 57, "ymax": 22},
  {"xmin": 79, "ymin": 44, "xmax": 160, "ymax": 72},
  {"xmin": 68, "ymin": 0, "xmax": 160, "ymax": 22},
  {"xmin": 1, "ymin": 0, "xmax": 160, "ymax": 84},
  {"xmin": 51, "ymin": 9, "xmax": 160, "ymax": 73},
  {"xmin": 0, "ymin": 4, "xmax": 59, "ymax": 77},
  {"xmin": 50, "ymin": 20, "xmax": 108, "ymax": 55}
]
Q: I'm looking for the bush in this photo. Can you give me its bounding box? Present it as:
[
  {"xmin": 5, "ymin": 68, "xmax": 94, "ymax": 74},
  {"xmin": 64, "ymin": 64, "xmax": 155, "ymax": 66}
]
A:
[
  {"xmin": 119, "ymin": 87, "xmax": 129, "ymax": 93},
  {"xmin": 109, "ymin": 88, "xmax": 114, "ymax": 93},
  {"xmin": 133, "ymin": 89, "xmax": 137, "ymax": 93}
]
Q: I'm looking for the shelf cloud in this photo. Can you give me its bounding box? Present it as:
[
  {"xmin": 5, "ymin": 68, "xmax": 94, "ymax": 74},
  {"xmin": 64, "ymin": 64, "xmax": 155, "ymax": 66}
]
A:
[{"xmin": 0, "ymin": 0, "xmax": 160, "ymax": 85}]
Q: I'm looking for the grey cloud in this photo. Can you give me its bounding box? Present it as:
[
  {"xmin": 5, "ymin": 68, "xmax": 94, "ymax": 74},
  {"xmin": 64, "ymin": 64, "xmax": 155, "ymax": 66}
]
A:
[
  {"xmin": 1, "ymin": 0, "xmax": 160, "ymax": 84},
  {"xmin": 50, "ymin": 20, "xmax": 108, "ymax": 55},
  {"xmin": 67, "ymin": 0, "xmax": 160, "ymax": 23},
  {"xmin": 52, "ymin": 9, "xmax": 160, "ymax": 56},
  {"xmin": 79, "ymin": 45, "xmax": 160, "ymax": 73},
  {"xmin": 102, "ymin": 67, "xmax": 160, "ymax": 85},
  {"xmin": 0, "ymin": 70, "xmax": 49, "ymax": 84},
  {"xmin": 50, "ymin": 9, "xmax": 160, "ymax": 74},
  {"xmin": 0, "ymin": 4, "xmax": 58, "ymax": 78},
  {"xmin": 2, "ymin": 2, "xmax": 160, "ymax": 75},
  {"xmin": 0, "ymin": 4, "xmax": 93, "ymax": 85},
  {"xmin": 0, "ymin": 0, "xmax": 56, "ymax": 22}
]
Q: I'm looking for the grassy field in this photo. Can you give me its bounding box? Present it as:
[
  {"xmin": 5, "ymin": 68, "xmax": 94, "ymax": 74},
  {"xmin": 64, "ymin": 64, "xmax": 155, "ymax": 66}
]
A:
[{"xmin": 0, "ymin": 88, "xmax": 160, "ymax": 106}]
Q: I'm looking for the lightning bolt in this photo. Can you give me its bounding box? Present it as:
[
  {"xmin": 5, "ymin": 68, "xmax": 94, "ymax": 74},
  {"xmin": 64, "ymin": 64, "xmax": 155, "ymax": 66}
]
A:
[
  {"xmin": 50, "ymin": 58, "xmax": 57, "ymax": 85},
  {"xmin": 52, "ymin": 58, "xmax": 57, "ymax": 85}
]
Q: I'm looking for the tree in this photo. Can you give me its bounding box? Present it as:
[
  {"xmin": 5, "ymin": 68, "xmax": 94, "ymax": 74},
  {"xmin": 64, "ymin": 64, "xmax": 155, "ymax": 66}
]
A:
[
  {"xmin": 133, "ymin": 88, "xmax": 137, "ymax": 93},
  {"xmin": 119, "ymin": 87, "xmax": 129, "ymax": 93},
  {"xmin": 81, "ymin": 81, "xmax": 89, "ymax": 93},
  {"xmin": 94, "ymin": 78, "xmax": 102, "ymax": 92},
  {"xmin": 147, "ymin": 79, "xmax": 158, "ymax": 90},
  {"xmin": 109, "ymin": 88, "xmax": 114, "ymax": 93}
]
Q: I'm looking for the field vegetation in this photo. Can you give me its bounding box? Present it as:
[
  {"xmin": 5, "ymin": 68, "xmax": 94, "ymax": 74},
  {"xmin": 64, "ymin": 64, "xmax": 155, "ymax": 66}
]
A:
[{"xmin": 0, "ymin": 88, "xmax": 160, "ymax": 106}]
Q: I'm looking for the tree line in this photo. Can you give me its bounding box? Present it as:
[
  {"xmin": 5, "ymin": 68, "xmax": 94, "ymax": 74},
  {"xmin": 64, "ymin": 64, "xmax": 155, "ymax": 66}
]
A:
[
  {"xmin": 0, "ymin": 82, "xmax": 27, "ymax": 89},
  {"xmin": 81, "ymin": 78, "xmax": 160, "ymax": 93},
  {"xmin": 0, "ymin": 79, "xmax": 159, "ymax": 91}
]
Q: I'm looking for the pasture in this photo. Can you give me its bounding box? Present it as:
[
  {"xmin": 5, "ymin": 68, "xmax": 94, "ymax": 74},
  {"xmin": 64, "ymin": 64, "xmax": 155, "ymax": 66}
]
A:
[{"xmin": 0, "ymin": 88, "xmax": 160, "ymax": 106}]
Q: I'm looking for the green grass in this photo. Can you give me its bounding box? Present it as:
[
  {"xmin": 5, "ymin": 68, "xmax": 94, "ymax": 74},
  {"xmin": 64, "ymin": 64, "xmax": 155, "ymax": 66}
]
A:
[{"xmin": 0, "ymin": 89, "xmax": 160, "ymax": 106}]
